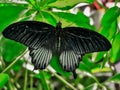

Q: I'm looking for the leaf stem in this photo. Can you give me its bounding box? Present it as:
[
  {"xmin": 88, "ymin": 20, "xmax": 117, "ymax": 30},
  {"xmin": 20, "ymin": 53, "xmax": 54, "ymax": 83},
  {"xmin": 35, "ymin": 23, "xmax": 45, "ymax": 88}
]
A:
[{"xmin": 1, "ymin": 49, "xmax": 28, "ymax": 73}]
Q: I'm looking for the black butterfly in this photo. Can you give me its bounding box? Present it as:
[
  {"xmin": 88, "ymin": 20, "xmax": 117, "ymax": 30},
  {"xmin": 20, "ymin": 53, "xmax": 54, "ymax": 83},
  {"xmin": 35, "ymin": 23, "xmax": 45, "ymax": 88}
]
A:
[{"xmin": 2, "ymin": 21, "xmax": 111, "ymax": 78}]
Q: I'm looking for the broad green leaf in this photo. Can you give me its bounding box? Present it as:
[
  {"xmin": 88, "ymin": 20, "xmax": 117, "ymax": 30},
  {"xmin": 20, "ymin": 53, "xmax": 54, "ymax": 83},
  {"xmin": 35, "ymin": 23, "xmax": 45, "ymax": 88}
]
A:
[
  {"xmin": 0, "ymin": 73, "xmax": 9, "ymax": 88},
  {"xmin": 52, "ymin": 12, "xmax": 94, "ymax": 29},
  {"xmin": 34, "ymin": 11, "xmax": 57, "ymax": 26},
  {"xmin": 107, "ymin": 73, "xmax": 120, "ymax": 84},
  {"xmin": 101, "ymin": 6, "xmax": 120, "ymax": 27},
  {"xmin": 48, "ymin": 0, "xmax": 94, "ymax": 10},
  {"xmin": 12, "ymin": 60, "xmax": 24, "ymax": 72},
  {"xmin": 46, "ymin": 0, "xmax": 57, "ymax": 4},
  {"xmin": 41, "ymin": 11, "xmax": 57, "ymax": 26},
  {"xmin": 1, "ymin": 38, "xmax": 26, "ymax": 62},
  {"xmin": 100, "ymin": 20, "xmax": 117, "ymax": 40},
  {"xmin": 25, "ymin": 0, "xmax": 36, "ymax": 5},
  {"xmin": 82, "ymin": 55, "xmax": 95, "ymax": 67},
  {"xmin": 50, "ymin": 55, "xmax": 70, "ymax": 77},
  {"xmin": 26, "ymin": 0, "xmax": 56, "ymax": 10},
  {"xmin": 79, "ymin": 61, "xmax": 91, "ymax": 73},
  {"xmin": 110, "ymin": 32, "xmax": 120, "ymax": 63},
  {"xmin": 0, "ymin": 6, "xmax": 26, "ymax": 32}
]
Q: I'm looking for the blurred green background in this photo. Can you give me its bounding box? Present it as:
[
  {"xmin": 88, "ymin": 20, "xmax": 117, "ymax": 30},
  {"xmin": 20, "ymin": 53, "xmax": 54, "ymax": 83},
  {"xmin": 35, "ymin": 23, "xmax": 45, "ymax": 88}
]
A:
[{"xmin": 0, "ymin": 0, "xmax": 120, "ymax": 90}]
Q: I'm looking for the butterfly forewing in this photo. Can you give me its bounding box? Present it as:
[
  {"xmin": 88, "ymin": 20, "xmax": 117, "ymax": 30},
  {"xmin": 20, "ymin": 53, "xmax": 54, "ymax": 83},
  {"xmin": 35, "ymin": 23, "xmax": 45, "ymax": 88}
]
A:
[
  {"xmin": 63, "ymin": 27, "xmax": 111, "ymax": 54},
  {"xmin": 3, "ymin": 21, "xmax": 56, "ymax": 70},
  {"xmin": 2, "ymin": 21, "xmax": 55, "ymax": 49}
]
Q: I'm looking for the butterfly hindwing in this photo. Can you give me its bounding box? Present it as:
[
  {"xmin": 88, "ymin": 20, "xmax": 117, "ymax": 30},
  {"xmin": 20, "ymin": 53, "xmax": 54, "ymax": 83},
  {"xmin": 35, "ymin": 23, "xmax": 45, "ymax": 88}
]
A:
[
  {"xmin": 2, "ymin": 21, "xmax": 55, "ymax": 49},
  {"xmin": 29, "ymin": 47, "xmax": 52, "ymax": 70}
]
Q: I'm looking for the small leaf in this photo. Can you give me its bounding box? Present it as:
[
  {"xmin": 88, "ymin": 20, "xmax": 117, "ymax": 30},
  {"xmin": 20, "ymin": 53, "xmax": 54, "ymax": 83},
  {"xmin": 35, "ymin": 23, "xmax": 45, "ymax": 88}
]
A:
[
  {"xmin": 0, "ymin": 73, "xmax": 9, "ymax": 88},
  {"xmin": 107, "ymin": 73, "xmax": 120, "ymax": 84}
]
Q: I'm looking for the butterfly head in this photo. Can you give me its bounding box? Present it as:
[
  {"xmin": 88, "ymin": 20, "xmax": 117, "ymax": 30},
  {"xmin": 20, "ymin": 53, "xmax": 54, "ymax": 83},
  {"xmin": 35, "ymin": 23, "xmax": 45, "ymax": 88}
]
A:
[{"xmin": 56, "ymin": 21, "xmax": 62, "ymax": 30}]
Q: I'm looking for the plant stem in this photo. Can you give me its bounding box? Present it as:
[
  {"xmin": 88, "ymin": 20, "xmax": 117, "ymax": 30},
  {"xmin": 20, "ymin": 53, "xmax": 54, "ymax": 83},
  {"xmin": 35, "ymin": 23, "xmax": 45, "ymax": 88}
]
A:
[
  {"xmin": 1, "ymin": 49, "xmax": 28, "ymax": 73},
  {"xmin": 30, "ymin": 74, "xmax": 33, "ymax": 90},
  {"xmin": 47, "ymin": 67, "xmax": 77, "ymax": 90},
  {"xmin": 24, "ymin": 69, "xmax": 28, "ymax": 90}
]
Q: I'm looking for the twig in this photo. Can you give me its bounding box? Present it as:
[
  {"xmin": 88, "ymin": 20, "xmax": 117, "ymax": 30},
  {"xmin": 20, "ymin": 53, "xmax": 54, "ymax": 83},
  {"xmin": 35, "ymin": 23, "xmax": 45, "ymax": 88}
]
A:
[
  {"xmin": 1, "ymin": 49, "xmax": 28, "ymax": 73},
  {"xmin": 47, "ymin": 67, "xmax": 77, "ymax": 90}
]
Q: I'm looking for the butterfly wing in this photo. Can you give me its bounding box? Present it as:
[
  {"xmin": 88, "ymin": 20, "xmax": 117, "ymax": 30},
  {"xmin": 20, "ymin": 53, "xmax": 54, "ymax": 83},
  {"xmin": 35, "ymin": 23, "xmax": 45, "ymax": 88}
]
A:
[
  {"xmin": 2, "ymin": 21, "xmax": 56, "ymax": 69},
  {"xmin": 2, "ymin": 21, "xmax": 55, "ymax": 49},
  {"xmin": 29, "ymin": 33, "xmax": 56, "ymax": 69},
  {"xmin": 59, "ymin": 35, "xmax": 83, "ymax": 72},
  {"xmin": 29, "ymin": 47, "xmax": 52, "ymax": 70},
  {"xmin": 62, "ymin": 27, "xmax": 111, "ymax": 54},
  {"xmin": 59, "ymin": 27, "xmax": 111, "ymax": 72}
]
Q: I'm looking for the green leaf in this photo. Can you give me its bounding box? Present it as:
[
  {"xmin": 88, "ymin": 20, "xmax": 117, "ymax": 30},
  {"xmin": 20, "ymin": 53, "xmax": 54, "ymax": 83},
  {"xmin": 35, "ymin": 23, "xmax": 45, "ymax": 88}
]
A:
[
  {"xmin": 12, "ymin": 60, "xmax": 24, "ymax": 72},
  {"xmin": 1, "ymin": 38, "xmax": 26, "ymax": 62},
  {"xmin": 107, "ymin": 73, "xmax": 120, "ymax": 84},
  {"xmin": 46, "ymin": 0, "xmax": 57, "ymax": 4},
  {"xmin": 42, "ymin": 11, "xmax": 57, "ymax": 26},
  {"xmin": 94, "ymin": 52, "xmax": 105, "ymax": 63},
  {"xmin": 48, "ymin": 0, "xmax": 94, "ymax": 10},
  {"xmin": 0, "ymin": 6, "xmax": 26, "ymax": 32},
  {"xmin": 79, "ymin": 61, "xmax": 91, "ymax": 73},
  {"xmin": 0, "ymin": 73, "xmax": 9, "ymax": 88},
  {"xmin": 50, "ymin": 55, "xmax": 70, "ymax": 77},
  {"xmin": 82, "ymin": 55, "xmax": 95, "ymax": 68},
  {"xmin": 52, "ymin": 12, "xmax": 94, "ymax": 29},
  {"xmin": 100, "ymin": 20, "xmax": 117, "ymax": 40},
  {"xmin": 25, "ymin": 0, "xmax": 36, "ymax": 5},
  {"xmin": 35, "ymin": 11, "xmax": 57, "ymax": 26},
  {"xmin": 110, "ymin": 32, "xmax": 120, "ymax": 63},
  {"xmin": 101, "ymin": 6, "xmax": 120, "ymax": 27}
]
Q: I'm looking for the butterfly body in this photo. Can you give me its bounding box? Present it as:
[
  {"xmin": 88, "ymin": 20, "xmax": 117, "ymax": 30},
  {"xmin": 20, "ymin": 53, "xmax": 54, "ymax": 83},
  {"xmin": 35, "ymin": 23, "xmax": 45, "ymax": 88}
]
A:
[{"xmin": 2, "ymin": 21, "xmax": 111, "ymax": 76}]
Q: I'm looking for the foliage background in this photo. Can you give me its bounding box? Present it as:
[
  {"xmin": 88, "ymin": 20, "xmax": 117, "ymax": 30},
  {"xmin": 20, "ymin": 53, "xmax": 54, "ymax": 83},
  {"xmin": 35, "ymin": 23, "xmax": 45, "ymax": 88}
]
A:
[{"xmin": 0, "ymin": 0, "xmax": 120, "ymax": 90}]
